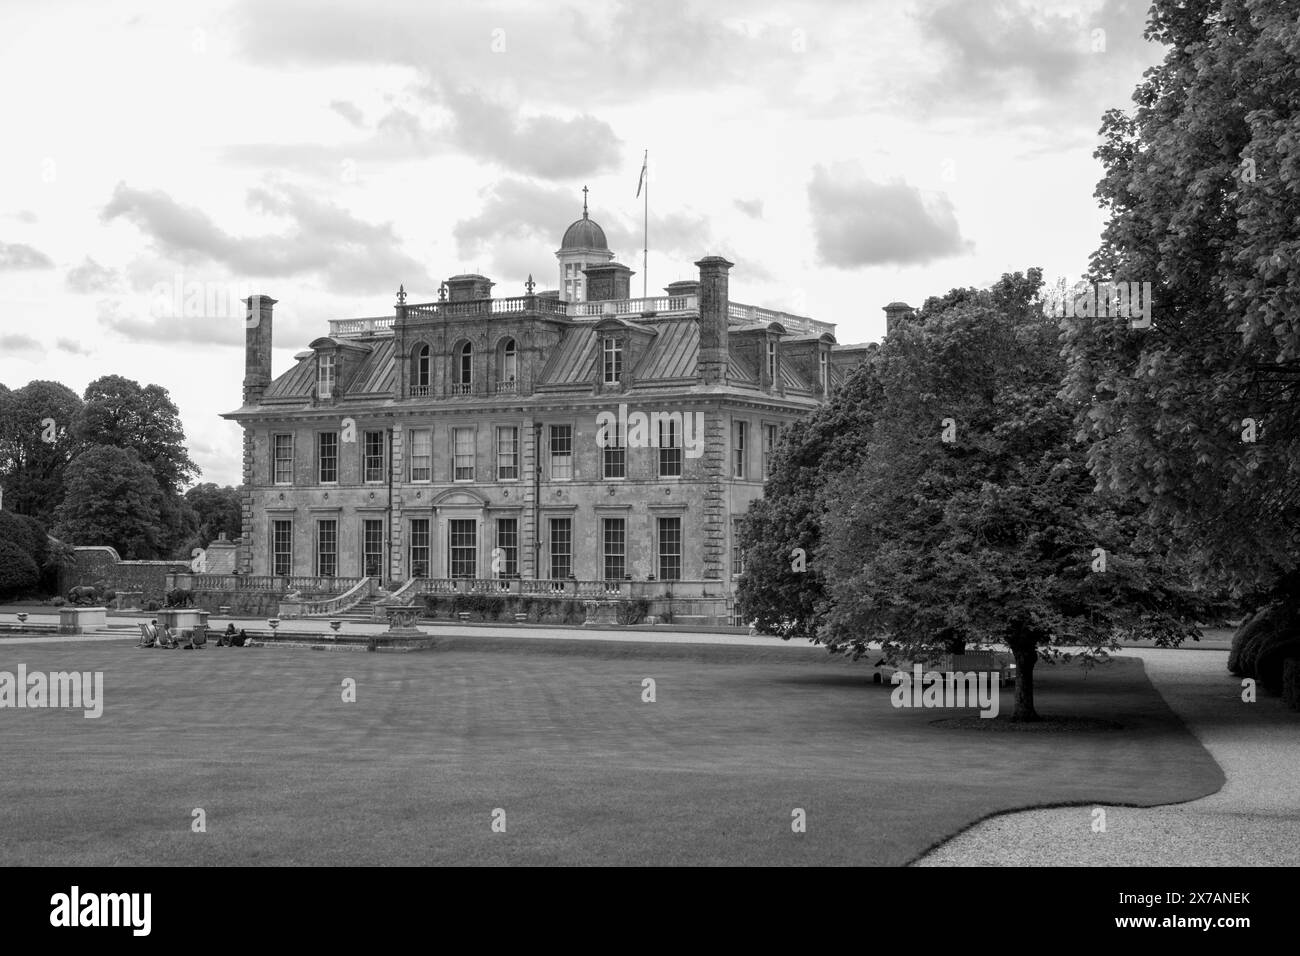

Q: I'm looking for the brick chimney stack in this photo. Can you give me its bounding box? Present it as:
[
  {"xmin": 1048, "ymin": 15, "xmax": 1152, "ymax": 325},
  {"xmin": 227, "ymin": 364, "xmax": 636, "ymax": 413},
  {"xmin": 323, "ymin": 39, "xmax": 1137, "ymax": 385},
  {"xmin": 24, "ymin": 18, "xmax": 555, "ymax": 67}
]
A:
[
  {"xmin": 243, "ymin": 294, "xmax": 277, "ymax": 405},
  {"xmin": 696, "ymin": 256, "xmax": 733, "ymax": 386}
]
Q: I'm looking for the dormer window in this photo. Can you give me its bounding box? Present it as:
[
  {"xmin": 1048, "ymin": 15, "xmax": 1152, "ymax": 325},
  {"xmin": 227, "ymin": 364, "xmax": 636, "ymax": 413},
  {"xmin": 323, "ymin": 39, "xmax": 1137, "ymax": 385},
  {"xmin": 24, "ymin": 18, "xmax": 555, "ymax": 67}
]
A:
[
  {"xmin": 766, "ymin": 340, "xmax": 776, "ymax": 383},
  {"xmin": 317, "ymin": 353, "xmax": 336, "ymax": 399},
  {"xmin": 602, "ymin": 335, "xmax": 623, "ymax": 384},
  {"xmin": 819, "ymin": 351, "xmax": 828, "ymax": 392}
]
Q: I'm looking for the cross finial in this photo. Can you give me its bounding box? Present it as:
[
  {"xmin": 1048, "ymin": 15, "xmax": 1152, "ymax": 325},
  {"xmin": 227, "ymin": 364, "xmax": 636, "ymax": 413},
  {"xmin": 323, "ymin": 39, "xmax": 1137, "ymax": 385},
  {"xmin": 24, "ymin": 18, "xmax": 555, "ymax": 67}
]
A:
[
  {"xmin": 396, "ymin": 284, "xmax": 406, "ymax": 305},
  {"xmin": 525, "ymin": 273, "xmax": 536, "ymax": 294},
  {"xmin": 438, "ymin": 282, "xmax": 447, "ymax": 302},
  {"xmin": 582, "ymin": 185, "xmax": 588, "ymax": 218}
]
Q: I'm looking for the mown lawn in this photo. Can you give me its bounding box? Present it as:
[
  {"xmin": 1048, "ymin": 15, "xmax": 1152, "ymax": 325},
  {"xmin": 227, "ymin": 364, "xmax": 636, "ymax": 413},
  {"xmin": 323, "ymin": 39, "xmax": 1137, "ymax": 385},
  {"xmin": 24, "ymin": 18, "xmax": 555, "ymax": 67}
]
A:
[{"xmin": 0, "ymin": 637, "xmax": 1222, "ymax": 865}]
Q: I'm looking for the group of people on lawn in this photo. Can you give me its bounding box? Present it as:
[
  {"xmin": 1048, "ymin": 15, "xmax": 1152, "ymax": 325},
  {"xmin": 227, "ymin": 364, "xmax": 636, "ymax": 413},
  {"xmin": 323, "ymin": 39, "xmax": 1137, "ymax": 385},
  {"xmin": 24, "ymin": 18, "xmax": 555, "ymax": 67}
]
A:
[{"xmin": 135, "ymin": 621, "xmax": 248, "ymax": 649}]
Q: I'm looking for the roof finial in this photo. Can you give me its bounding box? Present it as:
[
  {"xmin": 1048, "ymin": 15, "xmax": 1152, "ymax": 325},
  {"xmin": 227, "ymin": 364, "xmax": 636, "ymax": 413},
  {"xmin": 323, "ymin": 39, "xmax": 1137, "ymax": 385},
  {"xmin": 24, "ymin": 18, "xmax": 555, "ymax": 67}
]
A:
[
  {"xmin": 525, "ymin": 273, "xmax": 536, "ymax": 294},
  {"xmin": 582, "ymin": 185, "xmax": 588, "ymax": 219},
  {"xmin": 396, "ymin": 284, "xmax": 406, "ymax": 305}
]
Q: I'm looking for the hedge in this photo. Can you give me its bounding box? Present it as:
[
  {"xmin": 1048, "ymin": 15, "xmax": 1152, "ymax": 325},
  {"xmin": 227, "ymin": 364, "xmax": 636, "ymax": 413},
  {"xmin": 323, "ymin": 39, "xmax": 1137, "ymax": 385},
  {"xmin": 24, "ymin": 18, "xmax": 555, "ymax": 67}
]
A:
[
  {"xmin": 0, "ymin": 539, "xmax": 41, "ymax": 599},
  {"xmin": 1283, "ymin": 659, "xmax": 1300, "ymax": 712},
  {"xmin": 420, "ymin": 593, "xmax": 650, "ymax": 625}
]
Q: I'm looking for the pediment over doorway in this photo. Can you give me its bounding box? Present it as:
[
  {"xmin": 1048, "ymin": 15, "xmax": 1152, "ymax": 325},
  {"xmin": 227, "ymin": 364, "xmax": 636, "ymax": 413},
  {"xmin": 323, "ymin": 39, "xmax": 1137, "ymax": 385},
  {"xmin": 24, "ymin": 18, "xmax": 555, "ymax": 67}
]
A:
[{"xmin": 431, "ymin": 488, "xmax": 489, "ymax": 508}]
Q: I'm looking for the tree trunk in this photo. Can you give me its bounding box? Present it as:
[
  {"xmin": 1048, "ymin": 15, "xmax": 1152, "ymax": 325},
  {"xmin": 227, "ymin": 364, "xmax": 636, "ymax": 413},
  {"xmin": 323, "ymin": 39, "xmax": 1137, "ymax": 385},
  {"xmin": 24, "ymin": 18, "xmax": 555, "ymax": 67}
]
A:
[{"xmin": 1011, "ymin": 642, "xmax": 1039, "ymax": 722}]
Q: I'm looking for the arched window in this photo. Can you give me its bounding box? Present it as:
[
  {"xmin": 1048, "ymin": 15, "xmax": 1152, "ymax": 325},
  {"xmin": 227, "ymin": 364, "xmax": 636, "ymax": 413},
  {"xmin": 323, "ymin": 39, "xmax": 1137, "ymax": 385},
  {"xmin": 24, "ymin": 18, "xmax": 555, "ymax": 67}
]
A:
[
  {"xmin": 411, "ymin": 344, "xmax": 431, "ymax": 396},
  {"xmin": 455, "ymin": 342, "xmax": 472, "ymax": 394},
  {"xmin": 499, "ymin": 338, "xmax": 517, "ymax": 393}
]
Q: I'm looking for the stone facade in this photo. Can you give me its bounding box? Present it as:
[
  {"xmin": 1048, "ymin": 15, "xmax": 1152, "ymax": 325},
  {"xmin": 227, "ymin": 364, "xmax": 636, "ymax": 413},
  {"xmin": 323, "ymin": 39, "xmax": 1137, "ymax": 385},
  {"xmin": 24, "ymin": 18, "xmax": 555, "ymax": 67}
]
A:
[{"xmin": 222, "ymin": 204, "xmax": 883, "ymax": 620}]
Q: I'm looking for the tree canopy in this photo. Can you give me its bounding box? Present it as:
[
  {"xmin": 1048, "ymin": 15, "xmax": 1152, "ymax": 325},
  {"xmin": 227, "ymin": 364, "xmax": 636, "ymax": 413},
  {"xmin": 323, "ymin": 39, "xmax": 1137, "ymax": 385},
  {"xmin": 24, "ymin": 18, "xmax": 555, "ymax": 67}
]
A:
[
  {"xmin": 1062, "ymin": 0, "xmax": 1300, "ymax": 606},
  {"xmin": 51, "ymin": 445, "xmax": 165, "ymax": 560}
]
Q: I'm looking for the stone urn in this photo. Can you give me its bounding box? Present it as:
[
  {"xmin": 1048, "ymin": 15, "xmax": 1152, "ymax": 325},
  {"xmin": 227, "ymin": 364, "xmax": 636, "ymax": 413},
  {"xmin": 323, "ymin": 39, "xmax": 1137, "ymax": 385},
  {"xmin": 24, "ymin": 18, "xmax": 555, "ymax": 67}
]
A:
[
  {"xmin": 329, "ymin": 620, "xmax": 342, "ymax": 634},
  {"xmin": 17, "ymin": 613, "xmax": 28, "ymax": 625},
  {"xmin": 268, "ymin": 618, "xmax": 280, "ymax": 633}
]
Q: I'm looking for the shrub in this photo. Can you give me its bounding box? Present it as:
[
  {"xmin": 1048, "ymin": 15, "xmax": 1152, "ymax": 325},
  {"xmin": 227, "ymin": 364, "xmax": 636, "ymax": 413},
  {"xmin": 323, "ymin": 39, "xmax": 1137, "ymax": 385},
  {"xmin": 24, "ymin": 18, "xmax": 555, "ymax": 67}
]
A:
[
  {"xmin": 467, "ymin": 592, "xmax": 489, "ymax": 620},
  {"xmin": 0, "ymin": 512, "xmax": 48, "ymax": 569},
  {"xmin": 1283, "ymin": 659, "xmax": 1300, "ymax": 712},
  {"xmin": 1228, "ymin": 608, "xmax": 1270, "ymax": 675},
  {"xmin": 561, "ymin": 599, "xmax": 582, "ymax": 625},
  {"xmin": 422, "ymin": 594, "xmax": 443, "ymax": 619},
  {"xmin": 451, "ymin": 592, "xmax": 471, "ymax": 618},
  {"xmin": 0, "ymin": 540, "xmax": 40, "ymax": 599},
  {"xmin": 483, "ymin": 594, "xmax": 505, "ymax": 621},
  {"xmin": 51, "ymin": 596, "xmax": 65, "ymax": 607},
  {"xmin": 1233, "ymin": 603, "xmax": 1293, "ymax": 678},
  {"xmin": 145, "ymin": 600, "xmax": 160, "ymax": 612},
  {"xmin": 1253, "ymin": 631, "xmax": 1300, "ymax": 693},
  {"xmin": 616, "ymin": 597, "xmax": 651, "ymax": 625}
]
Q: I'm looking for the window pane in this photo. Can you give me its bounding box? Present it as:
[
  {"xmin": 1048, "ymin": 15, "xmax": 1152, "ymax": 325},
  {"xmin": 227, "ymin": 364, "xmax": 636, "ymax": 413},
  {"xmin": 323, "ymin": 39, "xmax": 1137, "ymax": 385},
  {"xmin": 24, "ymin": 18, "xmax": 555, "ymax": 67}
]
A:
[
  {"xmin": 658, "ymin": 517, "xmax": 681, "ymax": 581},
  {"xmin": 449, "ymin": 519, "xmax": 476, "ymax": 578},
  {"xmin": 409, "ymin": 519, "xmax": 430, "ymax": 578},
  {"xmin": 318, "ymin": 354, "xmax": 335, "ymax": 398},
  {"xmin": 364, "ymin": 431, "xmax": 385, "ymax": 482},
  {"xmin": 495, "ymin": 518, "xmax": 518, "ymax": 579},
  {"xmin": 658, "ymin": 417, "xmax": 681, "ymax": 477},
  {"xmin": 762, "ymin": 424, "xmax": 777, "ymax": 479},
  {"xmin": 454, "ymin": 427, "xmax": 475, "ymax": 481},
  {"xmin": 317, "ymin": 520, "xmax": 337, "ymax": 577},
  {"xmin": 603, "ymin": 518, "xmax": 625, "ymax": 580},
  {"xmin": 318, "ymin": 432, "xmax": 338, "ymax": 483},
  {"xmin": 363, "ymin": 519, "xmax": 384, "ymax": 578},
  {"xmin": 733, "ymin": 421, "xmax": 746, "ymax": 479},
  {"xmin": 550, "ymin": 425, "xmax": 572, "ymax": 480},
  {"xmin": 273, "ymin": 434, "xmax": 294, "ymax": 485},
  {"xmin": 602, "ymin": 420, "xmax": 625, "ymax": 479},
  {"xmin": 272, "ymin": 520, "xmax": 293, "ymax": 577},
  {"xmin": 410, "ymin": 429, "xmax": 431, "ymax": 482},
  {"xmin": 549, "ymin": 518, "xmax": 572, "ymax": 579},
  {"xmin": 497, "ymin": 426, "xmax": 518, "ymax": 480}
]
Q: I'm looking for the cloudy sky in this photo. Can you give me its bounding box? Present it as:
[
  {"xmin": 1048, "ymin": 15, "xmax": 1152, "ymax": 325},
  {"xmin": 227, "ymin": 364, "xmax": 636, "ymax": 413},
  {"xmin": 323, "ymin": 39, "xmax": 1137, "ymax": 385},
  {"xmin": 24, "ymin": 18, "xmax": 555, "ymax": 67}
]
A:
[{"xmin": 0, "ymin": 0, "xmax": 1165, "ymax": 487}]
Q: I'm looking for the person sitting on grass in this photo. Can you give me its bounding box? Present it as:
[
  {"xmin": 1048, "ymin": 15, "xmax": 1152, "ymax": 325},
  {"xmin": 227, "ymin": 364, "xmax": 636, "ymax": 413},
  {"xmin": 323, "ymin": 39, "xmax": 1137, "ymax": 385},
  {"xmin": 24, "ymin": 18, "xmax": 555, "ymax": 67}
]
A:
[
  {"xmin": 217, "ymin": 624, "xmax": 237, "ymax": 647},
  {"xmin": 136, "ymin": 622, "xmax": 157, "ymax": 648},
  {"xmin": 156, "ymin": 624, "xmax": 179, "ymax": 649}
]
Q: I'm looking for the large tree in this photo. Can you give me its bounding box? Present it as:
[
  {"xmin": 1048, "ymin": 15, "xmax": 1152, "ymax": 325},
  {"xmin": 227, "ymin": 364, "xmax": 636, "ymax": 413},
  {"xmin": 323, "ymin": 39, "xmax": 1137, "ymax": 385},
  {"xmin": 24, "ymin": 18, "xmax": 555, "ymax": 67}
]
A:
[
  {"xmin": 0, "ymin": 380, "xmax": 84, "ymax": 524},
  {"xmin": 184, "ymin": 483, "xmax": 242, "ymax": 547},
  {"xmin": 51, "ymin": 446, "xmax": 164, "ymax": 560},
  {"xmin": 1062, "ymin": 0, "xmax": 1300, "ymax": 611},
  {"xmin": 815, "ymin": 271, "xmax": 1211, "ymax": 720},
  {"xmin": 735, "ymin": 348, "xmax": 882, "ymax": 639},
  {"xmin": 74, "ymin": 375, "xmax": 199, "ymax": 555}
]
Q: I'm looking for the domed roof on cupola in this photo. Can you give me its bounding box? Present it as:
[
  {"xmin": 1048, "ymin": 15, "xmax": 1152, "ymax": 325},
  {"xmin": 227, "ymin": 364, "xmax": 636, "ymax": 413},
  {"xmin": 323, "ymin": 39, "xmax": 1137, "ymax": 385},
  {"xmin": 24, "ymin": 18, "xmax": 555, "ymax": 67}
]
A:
[{"xmin": 559, "ymin": 185, "xmax": 609, "ymax": 251}]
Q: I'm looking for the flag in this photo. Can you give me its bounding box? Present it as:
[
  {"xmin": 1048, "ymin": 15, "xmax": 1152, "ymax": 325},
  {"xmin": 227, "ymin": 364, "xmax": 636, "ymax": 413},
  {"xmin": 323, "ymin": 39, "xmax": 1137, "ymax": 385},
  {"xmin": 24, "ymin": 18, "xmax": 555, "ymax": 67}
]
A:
[{"xmin": 636, "ymin": 150, "xmax": 647, "ymax": 197}]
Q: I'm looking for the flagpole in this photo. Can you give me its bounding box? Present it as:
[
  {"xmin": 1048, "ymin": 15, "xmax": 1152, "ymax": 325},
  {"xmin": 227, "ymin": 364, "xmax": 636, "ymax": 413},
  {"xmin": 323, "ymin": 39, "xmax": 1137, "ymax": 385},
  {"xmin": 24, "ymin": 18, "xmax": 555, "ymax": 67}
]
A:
[{"xmin": 642, "ymin": 151, "xmax": 648, "ymax": 299}]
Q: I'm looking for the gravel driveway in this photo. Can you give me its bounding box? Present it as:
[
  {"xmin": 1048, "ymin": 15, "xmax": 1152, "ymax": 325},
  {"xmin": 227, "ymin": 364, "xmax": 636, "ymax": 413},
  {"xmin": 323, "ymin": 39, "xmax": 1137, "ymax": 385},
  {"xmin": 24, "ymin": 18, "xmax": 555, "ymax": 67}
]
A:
[{"xmin": 913, "ymin": 648, "xmax": 1300, "ymax": 866}]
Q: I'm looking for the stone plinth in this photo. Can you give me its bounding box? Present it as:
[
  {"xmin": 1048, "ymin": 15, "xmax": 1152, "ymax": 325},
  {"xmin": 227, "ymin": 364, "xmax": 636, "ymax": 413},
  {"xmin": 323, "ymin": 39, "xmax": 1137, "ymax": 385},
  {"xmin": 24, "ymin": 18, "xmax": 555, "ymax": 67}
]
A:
[
  {"xmin": 59, "ymin": 607, "xmax": 108, "ymax": 634},
  {"xmin": 156, "ymin": 608, "xmax": 209, "ymax": 632},
  {"xmin": 385, "ymin": 606, "xmax": 426, "ymax": 636}
]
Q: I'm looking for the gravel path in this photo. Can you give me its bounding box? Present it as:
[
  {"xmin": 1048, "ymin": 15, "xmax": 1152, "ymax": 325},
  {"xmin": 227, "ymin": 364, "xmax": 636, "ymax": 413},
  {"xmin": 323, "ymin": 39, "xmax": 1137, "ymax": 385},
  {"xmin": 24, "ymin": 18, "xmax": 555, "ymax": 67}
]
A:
[{"xmin": 913, "ymin": 648, "xmax": 1300, "ymax": 866}]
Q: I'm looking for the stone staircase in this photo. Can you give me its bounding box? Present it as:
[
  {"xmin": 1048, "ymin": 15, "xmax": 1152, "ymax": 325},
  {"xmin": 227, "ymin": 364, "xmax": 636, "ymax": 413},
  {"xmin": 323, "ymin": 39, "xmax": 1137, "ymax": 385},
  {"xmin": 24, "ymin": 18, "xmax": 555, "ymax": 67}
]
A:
[{"xmin": 329, "ymin": 593, "xmax": 389, "ymax": 623}]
